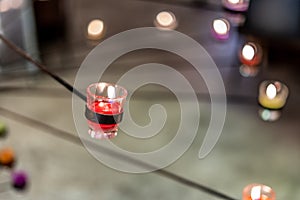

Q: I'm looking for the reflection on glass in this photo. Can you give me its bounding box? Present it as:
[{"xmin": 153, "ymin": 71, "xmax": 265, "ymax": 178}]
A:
[{"xmin": 239, "ymin": 64, "xmax": 259, "ymax": 77}]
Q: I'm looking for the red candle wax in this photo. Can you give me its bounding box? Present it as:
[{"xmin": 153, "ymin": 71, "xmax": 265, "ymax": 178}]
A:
[{"xmin": 87, "ymin": 100, "xmax": 122, "ymax": 135}]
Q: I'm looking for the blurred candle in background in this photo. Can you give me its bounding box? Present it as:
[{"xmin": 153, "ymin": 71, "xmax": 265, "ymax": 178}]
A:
[
  {"xmin": 222, "ymin": 0, "xmax": 250, "ymax": 12},
  {"xmin": 258, "ymin": 80, "xmax": 289, "ymax": 110},
  {"xmin": 0, "ymin": 147, "xmax": 15, "ymax": 168},
  {"xmin": 212, "ymin": 18, "xmax": 230, "ymax": 40},
  {"xmin": 239, "ymin": 42, "xmax": 263, "ymax": 67},
  {"xmin": 154, "ymin": 11, "xmax": 177, "ymax": 30},
  {"xmin": 243, "ymin": 184, "xmax": 275, "ymax": 200},
  {"xmin": 87, "ymin": 19, "xmax": 105, "ymax": 40},
  {"xmin": 12, "ymin": 170, "xmax": 28, "ymax": 191}
]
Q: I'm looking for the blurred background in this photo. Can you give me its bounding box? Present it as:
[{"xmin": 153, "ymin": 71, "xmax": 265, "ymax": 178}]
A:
[{"xmin": 0, "ymin": 0, "xmax": 299, "ymax": 199}]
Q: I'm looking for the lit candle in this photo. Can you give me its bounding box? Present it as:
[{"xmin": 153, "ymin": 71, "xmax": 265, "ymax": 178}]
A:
[
  {"xmin": 85, "ymin": 82, "xmax": 127, "ymax": 139},
  {"xmin": 239, "ymin": 42, "xmax": 263, "ymax": 67},
  {"xmin": 222, "ymin": 0, "xmax": 250, "ymax": 12},
  {"xmin": 258, "ymin": 80, "xmax": 289, "ymax": 110},
  {"xmin": 154, "ymin": 11, "xmax": 177, "ymax": 30},
  {"xmin": 87, "ymin": 19, "xmax": 105, "ymax": 40},
  {"xmin": 243, "ymin": 184, "xmax": 275, "ymax": 200},
  {"xmin": 212, "ymin": 18, "xmax": 230, "ymax": 40}
]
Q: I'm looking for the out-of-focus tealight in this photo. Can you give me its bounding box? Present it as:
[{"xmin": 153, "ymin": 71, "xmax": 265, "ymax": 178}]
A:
[
  {"xmin": 87, "ymin": 19, "xmax": 105, "ymax": 40},
  {"xmin": 154, "ymin": 11, "xmax": 177, "ymax": 30},
  {"xmin": 258, "ymin": 80, "xmax": 289, "ymax": 110},
  {"xmin": 222, "ymin": 0, "xmax": 250, "ymax": 12},
  {"xmin": 212, "ymin": 18, "xmax": 230, "ymax": 40},
  {"xmin": 243, "ymin": 183, "xmax": 275, "ymax": 200},
  {"xmin": 239, "ymin": 42, "xmax": 263, "ymax": 67}
]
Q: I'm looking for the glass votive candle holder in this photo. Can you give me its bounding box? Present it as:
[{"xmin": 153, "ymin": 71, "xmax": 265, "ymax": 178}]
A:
[
  {"xmin": 239, "ymin": 42, "xmax": 263, "ymax": 67},
  {"xmin": 154, "ymin": 11, "xmax": 177, "ymax": 30},
  {"xmin": 258, "ymin": 80, "xmax": 289, "ymax": 110},
  {"xmin": 222, "ymin": 0, "xmax": 250, "ymax": 12},
  {"xmin": 211, "ymin": 18, "xmax": 230, "ymax": 40},
  {"xmin": 243, "ymin": 183, "xmax": 275, "ymax": 200},
  {"xmin": 85, "ymin": 82, "xmax": 127, "ymax": 139}
]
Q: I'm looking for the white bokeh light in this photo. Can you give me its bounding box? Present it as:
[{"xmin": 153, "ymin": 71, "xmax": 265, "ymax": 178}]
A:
[
  {"xmin": 107, "ymin": 85, "xmax": 116, "ymax": 99},
  {"xmin": 242, "ymin": 44, "xmax": 255, "ymax": 61},
  {"xmin": 213, "ymin": 19, "xmax": 229, "ymax": 35},
  {"xmin": 154, "ymin": 11, "xmax": 177, "ymax": 29},
  {"xmin": 87, "ymin": 19, "xmax": 104, "ymax": 39},
  {"xmin": 228, "ymin": 0, "xmax": 240, "ymax": 4},
  {"xmin": 250, "ymin": 186, "xmax": 262, "ymax": 200},
  {"xmin": 266, "ymin": 83, "xmax": 277, "ymax": 99}
]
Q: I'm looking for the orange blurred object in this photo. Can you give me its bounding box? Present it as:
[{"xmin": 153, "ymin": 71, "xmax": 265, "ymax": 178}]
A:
[{"xmin": 0, "ymin": 147, "xmax": 15, "ymax": 167}]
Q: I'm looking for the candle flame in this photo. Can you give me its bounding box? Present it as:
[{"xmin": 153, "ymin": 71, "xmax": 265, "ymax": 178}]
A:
[
  {"xmin": 107, "ymin": 86, "xmax": 116, "ymax": 99},
  {"xmin": 250, "ymin": 186, "xmax": 262, "ymax": 200},
  {"xmin": 87, "ymin": 19, "xmax": 104, "ymax": 38},
  {"xmin": 242, "ymin": 44, "xmax": 255, "ymax": 61},
  {"xmin": 266, "ymin": 83, "xmax": 277, "ymax": 99},
  {"xmin": 213, "ymin": 19, "xmax": 229, "ymax": 35},
  {"xmin": 228, "ymin": 0, "xmax": 240, "ymax": 4},
  {"xmin": 156, "ymin": 11, "xmax": 175, "ymax": 27}
]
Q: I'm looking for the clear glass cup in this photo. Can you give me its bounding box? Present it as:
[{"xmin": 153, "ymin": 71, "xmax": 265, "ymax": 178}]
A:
[{"xmin": 85, "ymin": 82, "xmax": 127, "ymax": 139}]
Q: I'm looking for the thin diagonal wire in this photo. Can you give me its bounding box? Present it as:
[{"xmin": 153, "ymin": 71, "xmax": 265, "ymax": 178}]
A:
[
  {"xmin": 0, "ymin": 34, "xmax": 86, "ymax": 102},
  {"xmin": 0, "ymin": 107, "xmax": 238, "ymax": 200}
]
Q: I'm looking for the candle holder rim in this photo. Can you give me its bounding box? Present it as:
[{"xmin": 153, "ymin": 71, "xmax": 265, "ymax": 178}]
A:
[{"xmin": 87, "ymin": 82, "xmax": 128, "ymax": 100}]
